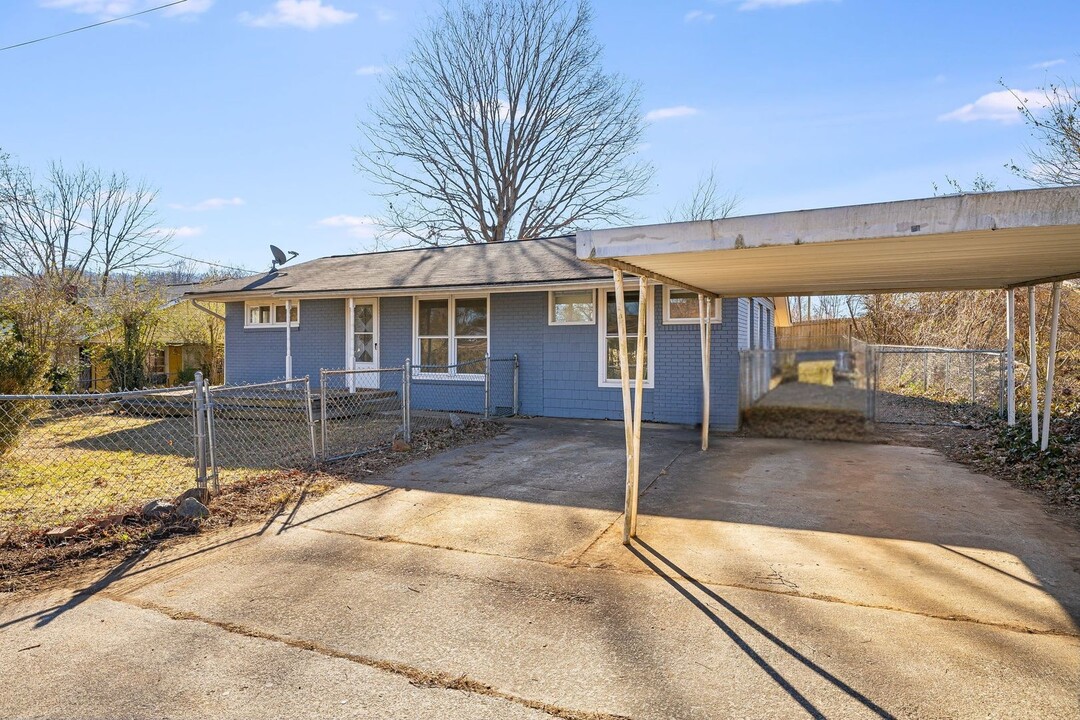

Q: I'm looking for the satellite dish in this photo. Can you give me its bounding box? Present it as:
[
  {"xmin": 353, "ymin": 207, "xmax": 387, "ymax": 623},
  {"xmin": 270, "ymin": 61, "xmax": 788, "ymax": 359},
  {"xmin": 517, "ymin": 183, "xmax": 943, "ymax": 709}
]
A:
[{"xmin": 269, "ymin": 245, "xmax": 299, "ymax": 272}]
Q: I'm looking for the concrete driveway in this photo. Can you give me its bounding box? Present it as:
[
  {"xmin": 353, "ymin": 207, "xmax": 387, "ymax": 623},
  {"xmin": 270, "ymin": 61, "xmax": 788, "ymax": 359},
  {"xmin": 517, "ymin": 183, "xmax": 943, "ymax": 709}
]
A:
[{"xmin": 2, "ymin": 418, "xmax": 1078, "ymax": 719}]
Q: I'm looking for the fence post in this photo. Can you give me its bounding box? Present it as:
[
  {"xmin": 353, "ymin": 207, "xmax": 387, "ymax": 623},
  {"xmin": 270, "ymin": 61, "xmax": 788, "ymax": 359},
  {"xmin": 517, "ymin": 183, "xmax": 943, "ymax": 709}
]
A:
[
  {"xmin": 304, "ymin": 377, "xmax": 318, "ymax": 467},
  {"xmin": 193, "ymin": 371, "xmax": 208, "ymax": 489},
  {"xmin": 204, "ymin": 379, "xmax": 219, "ymax": 493},
  {"xmin": 970, "ymin": 353, "xmax": 977, "ymax": 405},
  {"xmin": 512, "ymin": 353, "xmax": 520, "ymax": 416},
  {"xmin": 319, "ymin": 369, "xmax": 328, "ymax": 462},
  {"xmin": 923, "ymin": 353, "xmax": 930, "ymax": 392},
  {"xmin": 483, "ymin": 353, "xmax": 491, "ymax": 420},
  {"xmin": 402, "ymin": 358, "xmax": 412, "ymax": 443}
]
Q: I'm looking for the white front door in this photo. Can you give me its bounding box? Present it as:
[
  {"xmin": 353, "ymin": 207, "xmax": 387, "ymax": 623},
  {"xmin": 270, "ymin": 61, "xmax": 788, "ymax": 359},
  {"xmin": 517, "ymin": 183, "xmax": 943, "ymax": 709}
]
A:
[{"xmin": 349, "ymin": 299, "xmax": 379, "ymax": 389}]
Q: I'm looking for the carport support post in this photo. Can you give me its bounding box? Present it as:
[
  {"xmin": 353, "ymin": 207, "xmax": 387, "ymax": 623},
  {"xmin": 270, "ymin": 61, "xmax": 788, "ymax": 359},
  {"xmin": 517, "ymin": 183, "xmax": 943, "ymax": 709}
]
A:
[
  {"xmin": 698, "ymin": 294, "xmax": 712, "ymax": 451},
  {"xmin": 1006, "ymin": 288, "xmax": 1016, "ymax": 425},
  {"xmin": 612, "ymin": 269, "xmax": 636, "ymax": 545},
  {"xmin": 1040, "ymin": 282, "xmax": 1062, "ymax": 452},
  {"xmin": 1028, "ymin": 286, "xmax": 1040, "ymax": 445},
  {"xmin": 629, "ymin": 277, "xmax": 648, "ymax": 539}
]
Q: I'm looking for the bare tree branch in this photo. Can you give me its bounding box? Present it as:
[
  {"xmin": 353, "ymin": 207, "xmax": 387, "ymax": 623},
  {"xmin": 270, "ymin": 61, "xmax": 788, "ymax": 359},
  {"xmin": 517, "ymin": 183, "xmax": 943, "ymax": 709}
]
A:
[
  {"xmin": 664, "ymin": 165, "xmax": 741, "ymax": 222},
  {"xmin": 356, "ymin": 0, "xmax": 654, "ymax": 245},
  {"xmin": 1006, "ymin": 76, "xmax": 1080, "ymax": 187},
  {"xmin": 0, "ymin": 153, "xmax": 173, "ymax": 293}
]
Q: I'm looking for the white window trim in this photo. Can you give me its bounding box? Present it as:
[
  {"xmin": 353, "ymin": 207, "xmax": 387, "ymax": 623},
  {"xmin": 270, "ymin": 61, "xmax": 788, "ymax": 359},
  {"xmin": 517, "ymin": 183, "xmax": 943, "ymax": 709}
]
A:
[
  {"xmin": 411, "ymin": 294, "xmax": 490, "ymax": 381},
  {"xmin": 598, "ymin": 286, "xmax": 655, "ymax": 389},
  {"xmin": 662, "ymin": 286, "xmax": 722, "ymax": 325},
  {"xmin": 548, "ymin": 288, "xmax": 597, "ymax": 326},
  {"xmin": 244, "ymin": 300, "xmax": 299, "ymax": 329}
]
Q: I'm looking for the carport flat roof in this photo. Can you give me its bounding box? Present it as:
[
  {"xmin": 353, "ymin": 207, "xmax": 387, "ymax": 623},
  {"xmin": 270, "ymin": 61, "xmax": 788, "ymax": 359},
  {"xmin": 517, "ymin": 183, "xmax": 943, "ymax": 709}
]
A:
[{"xmin": 576, "ymin": 187, "xmax": 1080, "ymax": 296}]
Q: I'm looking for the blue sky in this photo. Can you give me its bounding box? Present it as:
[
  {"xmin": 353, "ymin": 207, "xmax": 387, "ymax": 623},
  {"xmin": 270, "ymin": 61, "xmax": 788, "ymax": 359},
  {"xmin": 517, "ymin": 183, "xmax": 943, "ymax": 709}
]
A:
[{"xmin": 1, "ymin": 0, "xmax": 1077, "ymax": 272}]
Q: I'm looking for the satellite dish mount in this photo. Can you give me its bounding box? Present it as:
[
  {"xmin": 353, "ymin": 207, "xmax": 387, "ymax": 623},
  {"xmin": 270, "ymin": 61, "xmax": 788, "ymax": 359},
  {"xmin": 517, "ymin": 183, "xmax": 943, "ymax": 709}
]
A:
[{"xmin": 269, "ymin": 244, "xmax": 299, "ymax": 272}]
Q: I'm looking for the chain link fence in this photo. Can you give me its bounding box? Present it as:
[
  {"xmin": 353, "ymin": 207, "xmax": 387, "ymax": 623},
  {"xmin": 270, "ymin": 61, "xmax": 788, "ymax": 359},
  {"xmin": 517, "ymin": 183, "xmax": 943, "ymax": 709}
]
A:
[
  {"xmin": 206, "ymin": 378, "xmax": 318, "ymax": 489},
  {"xmin": 0, "ymin": 354, "xmax": 521, "ymax": 532},
  {"xmin": 0, "ymin": 385, "xmax": 200, "ymax": 531},
  {"xmin": 871, "ymin": 347, "xmax": 1005, "ymax": 424},
  {"xmin": 319, "ymin": 368, "xmax": 405, "ymax": 462}
]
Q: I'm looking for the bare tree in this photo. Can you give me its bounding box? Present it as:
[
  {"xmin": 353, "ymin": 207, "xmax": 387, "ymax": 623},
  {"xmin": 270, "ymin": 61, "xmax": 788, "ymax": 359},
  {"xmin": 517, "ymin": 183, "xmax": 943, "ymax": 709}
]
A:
[
  {"xmin": 0, "ymin": 154, "xmax": 173, "ymax": 294},
  {"xmin": 664, "ymin": 166, "xmax": 740, "ymax": 222},
  {"xmin": 1007, "ymin": 79, "xmax": 1080, "ymax": 186},
  {"xmin": 357, "ymin": 0, "xmax": 653, "ymax": 245}
]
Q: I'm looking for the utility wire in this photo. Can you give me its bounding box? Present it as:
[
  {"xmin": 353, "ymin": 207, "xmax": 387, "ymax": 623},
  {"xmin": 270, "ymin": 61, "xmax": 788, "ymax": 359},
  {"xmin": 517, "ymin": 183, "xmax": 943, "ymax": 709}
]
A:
[
  {"xmin": 4, "ymin": 195, "xmax": 250, "ymax": 275},
  {"xmin": 0, "ymin": 0, "xmax": 188, "ymax": 53}
]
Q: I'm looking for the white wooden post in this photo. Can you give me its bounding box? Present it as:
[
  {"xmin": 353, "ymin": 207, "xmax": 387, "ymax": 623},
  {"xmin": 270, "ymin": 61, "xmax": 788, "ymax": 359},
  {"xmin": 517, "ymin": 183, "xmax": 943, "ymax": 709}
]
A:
[
  {"xmin": 1028, "ymin": 286, "xmax": 1039, "ymax": 445},
  {"xmin": 698, "ymin": 295, "xmax": 709, "ymax": 451},
  {"xmin": 285, "ymin": 299, "xmax": 293, "ymax": 381},
  {"xmin": 629, "ymin": 278, "xmax": 648, "ymax": 539},
  {"xmin": 1006, "ymin": 288, "xmax": 1016, "ymax": 425},
  {"xmin": 1040, "ymin": 282, "xmax": 1062, "ymax": 452},
  {"xmin": 613, "ymin": 270, "xmax": 635, "ymax": 545}
]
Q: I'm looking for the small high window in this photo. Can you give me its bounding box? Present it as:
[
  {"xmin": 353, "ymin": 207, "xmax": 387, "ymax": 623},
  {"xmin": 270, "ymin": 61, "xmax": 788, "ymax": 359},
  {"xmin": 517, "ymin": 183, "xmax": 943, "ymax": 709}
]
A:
[
  {"xmin": 549, "ymin": 289, "xmax": 596, "ymax": 325},
  {"xmin": 245, "ymin": 301, "xmax": 299, "ymax": 328},
  {"xmin": 662, "ymin": 287, "xmax": 721, "ymax": 325}
]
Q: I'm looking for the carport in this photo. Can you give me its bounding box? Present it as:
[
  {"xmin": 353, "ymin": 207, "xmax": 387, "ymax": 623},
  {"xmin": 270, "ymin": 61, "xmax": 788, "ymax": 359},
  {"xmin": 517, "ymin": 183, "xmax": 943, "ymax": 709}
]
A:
[{"xmin": 577, "ymin": 186, "xmax": 1080, "ymax": 544}]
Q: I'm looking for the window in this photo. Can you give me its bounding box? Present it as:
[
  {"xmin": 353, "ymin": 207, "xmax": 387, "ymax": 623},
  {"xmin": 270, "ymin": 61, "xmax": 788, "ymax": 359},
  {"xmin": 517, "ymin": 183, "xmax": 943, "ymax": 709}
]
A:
[
  {"xmin": 245, "ymin": 301, "xmax": 299, "ymax": 328},
  {"xmin": 599, "ymin": 289, "xmax": 653, "ymax": 387},
  {"xmin": 549, "ymin": 289, "xmax": 596, "ymax": 325},
  {"xmin": 662, "ymin": 286, "xmax": 721, "ymax": 325},
  {"xmin": 414, "ymin": 295, "xmax": 488, "ymax": 376},
  {"xmin": 147, "ymin": 348, "xmax": 166, "ymax": 375}
]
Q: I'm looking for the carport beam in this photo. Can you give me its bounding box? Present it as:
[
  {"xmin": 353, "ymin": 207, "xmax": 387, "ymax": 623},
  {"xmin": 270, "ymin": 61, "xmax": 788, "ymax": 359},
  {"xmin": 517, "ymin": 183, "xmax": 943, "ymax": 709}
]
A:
[
  {"xmin": 1040, "ymin": 282, "xmax": 1062, "ymax": 452},
  {"xmin": 1006, "ymin": 288, "xmax": 1016, "ymax": 425},
  {"xmin": 1028, "ymin": 287, "xmax": 1039, "ymax": 445}
]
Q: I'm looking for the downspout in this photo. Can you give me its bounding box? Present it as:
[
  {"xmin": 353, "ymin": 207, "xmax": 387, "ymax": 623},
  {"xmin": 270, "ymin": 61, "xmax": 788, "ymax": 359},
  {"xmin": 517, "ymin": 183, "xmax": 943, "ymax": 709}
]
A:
[{"xmin": 190, "ymin": 300, "xmax": 226, "ymax": 322}]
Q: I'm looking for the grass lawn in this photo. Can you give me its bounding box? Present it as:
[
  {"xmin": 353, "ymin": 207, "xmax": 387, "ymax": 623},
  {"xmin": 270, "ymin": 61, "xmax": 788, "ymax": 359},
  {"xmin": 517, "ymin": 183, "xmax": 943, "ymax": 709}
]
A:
[{"xmin": 0, "ymin": 406, "xmax": 319, "ymax": 532}]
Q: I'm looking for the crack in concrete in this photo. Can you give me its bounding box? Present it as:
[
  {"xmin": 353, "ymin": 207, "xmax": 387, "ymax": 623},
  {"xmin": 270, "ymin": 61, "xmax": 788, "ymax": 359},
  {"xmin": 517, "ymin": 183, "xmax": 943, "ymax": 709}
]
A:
[
  {"xmin": 101, "ymin": 593, "xmax": 630, "ymax": 720},
  {"xmin": 298, "ymin": 525, "xmax": 1080, "ymax": 640}
]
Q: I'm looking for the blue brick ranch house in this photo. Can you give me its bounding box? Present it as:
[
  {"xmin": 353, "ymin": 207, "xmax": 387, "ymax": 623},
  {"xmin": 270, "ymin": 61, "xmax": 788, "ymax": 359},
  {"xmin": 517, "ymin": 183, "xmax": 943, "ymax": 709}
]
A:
[{"xmin": 186, "ymin": 236, "xmax": 776, "ymax": 431}]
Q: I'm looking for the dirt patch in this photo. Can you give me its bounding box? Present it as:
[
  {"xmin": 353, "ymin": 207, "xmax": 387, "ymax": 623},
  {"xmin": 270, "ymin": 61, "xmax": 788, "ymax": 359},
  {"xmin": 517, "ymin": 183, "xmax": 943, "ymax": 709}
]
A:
[
  {"xmin": 741, "ymin": 382, "xmax": 872, "ymax": 442},
  {"xmin": 0, "ymin": 420, "xmax": 505, "ymax": 594}
]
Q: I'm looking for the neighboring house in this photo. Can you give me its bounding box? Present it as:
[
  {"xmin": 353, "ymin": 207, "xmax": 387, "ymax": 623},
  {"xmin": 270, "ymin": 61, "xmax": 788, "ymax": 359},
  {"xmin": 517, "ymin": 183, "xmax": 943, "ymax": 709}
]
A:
[
  {"xmin": 79, "ymin": 284, "xmax": 225, "ymax": 391},
  {"xmin": 186, "ymin": 236, "xmax": 776, "ymax": 430}
]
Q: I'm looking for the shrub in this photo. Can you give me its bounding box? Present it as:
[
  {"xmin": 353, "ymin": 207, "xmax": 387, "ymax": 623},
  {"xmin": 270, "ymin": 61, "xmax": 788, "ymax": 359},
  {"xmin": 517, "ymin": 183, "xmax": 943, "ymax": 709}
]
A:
[{"xmin": 0, "ymin": 330, "xmax": 47, "ymax": 455}]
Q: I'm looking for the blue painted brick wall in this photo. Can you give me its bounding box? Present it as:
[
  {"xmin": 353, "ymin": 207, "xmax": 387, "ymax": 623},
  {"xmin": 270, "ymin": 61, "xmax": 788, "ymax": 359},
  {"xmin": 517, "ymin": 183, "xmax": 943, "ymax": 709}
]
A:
[
  {"xmin": 224, "ymin": 299, "xmax": 345, "ymax": 385},
  {"xmin": 225, "ymin": 290, "xmax": 765, "ymax": 430}
]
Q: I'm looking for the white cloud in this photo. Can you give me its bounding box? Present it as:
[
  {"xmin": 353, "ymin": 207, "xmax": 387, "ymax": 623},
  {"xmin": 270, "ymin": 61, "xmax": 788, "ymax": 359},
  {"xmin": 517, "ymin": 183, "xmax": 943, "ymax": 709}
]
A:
[
  {"xmin": 151, "ymin": 225, "xmax": 205, "ymax": 238},
  {"xmin": 169, "ymin": 197, "xmax": 245, "ymax": 211},
  {"xmin": 644, "ymin": 105, "xmax": 700, "ymax": 122},
  {"xmin": 684, "ymin": 9, "xmax": 715, "ymax": 22},
  {"xmin": 40, "ymin": 0, "xmax": 212, "ymax": 19},
  {"xmin": 738, "ymin": 0, "xmax": 837, "ymax": 10},
  {"xmin": 938, "ymin": 88, "xmax": 1042, "ymax": 124},
  {"xmin": 372, "ymin": 5, "xmax": 394, "ymax": 22},
  {"xmin": 1031, "ymin": 58, "xmax": 1066, "ymax": 70},
  {"xmin": 318, "ymin": 214, "xmax": 380, "ymax": 239},
  {"xmin": 355, "ymin": 65, "xmax": 385, "ymax": 76},
  {"xmin": 240, "ymin": 0, "xmax": 357, "ymax": 30}
]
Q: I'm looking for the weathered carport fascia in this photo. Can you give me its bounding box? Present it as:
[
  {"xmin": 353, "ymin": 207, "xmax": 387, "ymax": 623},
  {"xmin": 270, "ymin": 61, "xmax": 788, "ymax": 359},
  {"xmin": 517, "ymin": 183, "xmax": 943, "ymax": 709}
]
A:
[{"xmin": 578, "ymin": 187, "xmax": 1080, "ymax": 545}]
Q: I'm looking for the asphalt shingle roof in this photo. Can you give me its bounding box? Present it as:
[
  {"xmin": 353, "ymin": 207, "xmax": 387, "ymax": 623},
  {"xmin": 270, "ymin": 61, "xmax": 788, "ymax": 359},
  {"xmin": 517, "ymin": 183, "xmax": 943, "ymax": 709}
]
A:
[{"xmin": 186, "ymin": 236, "xmax": 608, "ymax": 299}]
